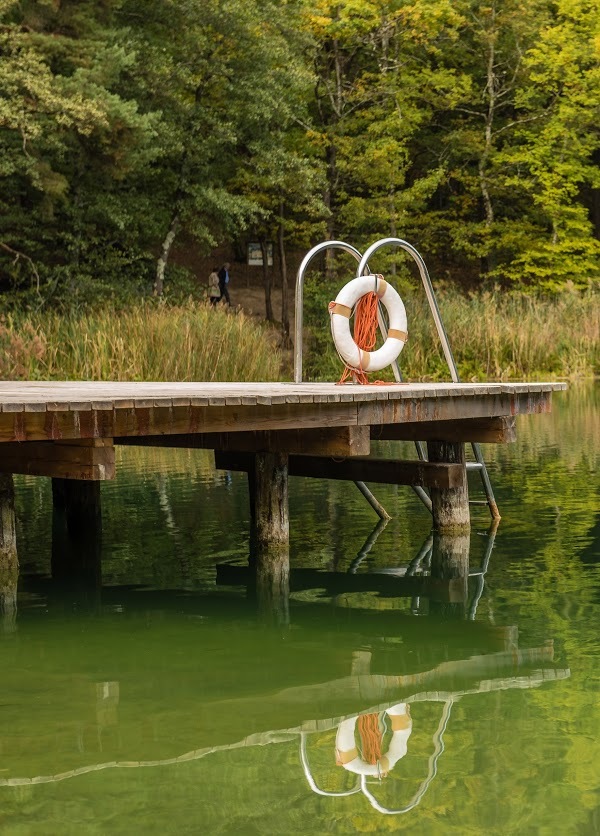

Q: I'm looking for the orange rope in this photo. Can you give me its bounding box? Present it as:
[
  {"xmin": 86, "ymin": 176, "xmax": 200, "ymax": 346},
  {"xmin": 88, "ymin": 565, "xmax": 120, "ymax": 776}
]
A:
[
  {"xmin": 338, "ymin": 291, "xmax": 380, "ymax": 385},
  {"xmin": 357, "ymin": 713, "xmax": 383, "ymax": 765}
]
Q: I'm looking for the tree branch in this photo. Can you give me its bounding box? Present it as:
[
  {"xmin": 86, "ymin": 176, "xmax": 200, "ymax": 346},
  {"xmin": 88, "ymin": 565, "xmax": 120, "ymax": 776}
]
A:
[{"xmin": 0, "ymin": 242, "xmax": 40, "ymax": 294}]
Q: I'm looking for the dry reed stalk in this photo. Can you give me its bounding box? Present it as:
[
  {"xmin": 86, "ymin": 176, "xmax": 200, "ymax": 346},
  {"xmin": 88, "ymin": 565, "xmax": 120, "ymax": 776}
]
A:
[{"xmin": 0, "ymin": 303, "xmax": 281, "ymax": 382}]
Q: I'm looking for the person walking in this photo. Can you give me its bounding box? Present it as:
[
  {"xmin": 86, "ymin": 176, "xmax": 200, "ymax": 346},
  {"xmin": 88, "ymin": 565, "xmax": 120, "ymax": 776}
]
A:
[
  {"xmin": 208, "ymin": 267, "xmax": 221, "ymax": 306},
  {"xmin": 218, "ymin": 262, "xmax": 231, "ymax": 306}
]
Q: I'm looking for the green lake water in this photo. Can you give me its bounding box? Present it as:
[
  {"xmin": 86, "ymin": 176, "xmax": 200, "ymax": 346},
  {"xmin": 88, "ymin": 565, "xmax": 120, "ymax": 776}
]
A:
[{"xmin": 1, "ymin": 386, "xmax": 598, "ymax": 834}]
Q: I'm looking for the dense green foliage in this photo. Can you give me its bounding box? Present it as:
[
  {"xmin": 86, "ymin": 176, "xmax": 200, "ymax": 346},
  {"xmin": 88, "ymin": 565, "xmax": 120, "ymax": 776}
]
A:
[{"xmin": 1, "ymin": 0, "xmax": 599, "ymax": 305}]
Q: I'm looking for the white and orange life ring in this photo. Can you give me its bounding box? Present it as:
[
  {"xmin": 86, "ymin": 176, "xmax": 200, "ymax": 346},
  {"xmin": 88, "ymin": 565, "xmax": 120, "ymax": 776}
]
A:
[
  {"xmin": 329, "ymin": 274, "xmax": 407, "ymax": 373},
  {"xmin": 335, "ymin": 704, "xmax": 412, "ymax": 777}
]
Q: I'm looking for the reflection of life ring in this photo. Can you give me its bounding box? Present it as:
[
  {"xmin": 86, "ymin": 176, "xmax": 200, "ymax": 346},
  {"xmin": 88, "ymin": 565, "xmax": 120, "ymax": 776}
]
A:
[
  {"xmin": 329, "ymin": 274, "xmax": 407, "ymax": 373},
  {"xmin": 336, "ymin": 704, "xmax": 412, "ymax": 777}
]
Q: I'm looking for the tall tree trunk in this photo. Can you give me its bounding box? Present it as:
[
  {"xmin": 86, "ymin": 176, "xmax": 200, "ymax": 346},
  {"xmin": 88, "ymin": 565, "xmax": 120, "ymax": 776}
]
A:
[
  {"xmin": 261, "ymin": 239, "xmax": 274, "ymax": 322},
  {"xmin": 153, "ymin": 72, "xmax": 213, "ymax": 298},
  {"xmin": 479, "ymin": 10, "xmax": 497, "ymax": 277},
  {"xmin": 325, "ymin": 141, "xmax": 338, "ymax": 280},
  {"xmin": 325, "ymin": 24, "xmax": 343, "ymax": 280},
  {"xmin": 154, "ymin": 214, "xmax": 180, "ymax": 297},
  {"xmin": 389, "ymin": 185, "xmax": 397, "ymax": 275},
  {"xmin": 278, "ymin": 200, "xmax": 292, "ymax": 349}
]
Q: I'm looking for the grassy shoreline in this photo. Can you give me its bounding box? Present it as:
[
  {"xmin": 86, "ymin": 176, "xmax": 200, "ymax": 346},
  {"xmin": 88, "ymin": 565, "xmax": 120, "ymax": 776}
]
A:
[
  {"xmin": 304, "ymin": 285, "xmax": 599, "ymax": 382},
  {"xmin": 0, "ymin": 289, "xmax": 597, "ymax": 382},
  {"xmin": 0, "ymin": 302, "xmax": 281, "ymax": 382}
]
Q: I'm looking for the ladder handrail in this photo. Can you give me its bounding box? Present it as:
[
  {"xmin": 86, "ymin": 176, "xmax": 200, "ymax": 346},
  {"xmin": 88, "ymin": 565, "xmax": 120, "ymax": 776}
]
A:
[
  {"xmin": 294, "ymin": 240, "xmax": 365, "ymax": 384},
  {"xmin": 357, "ymin": 239, "xmax": 499, "ymax": 520},
  {"xmin": 293, "ymin": 240, "xmax": 392, "ymax": 519},
  {"xmin": 356, "ymin": 238, "xmax": 460, "ymax": 382},
  {"xmin": 292, "ymin": 239, "xmax": 431, "ymax": 514},
  {"xmin": 293, "ymin": 237, "xmax": 500, "ymax": 520}
]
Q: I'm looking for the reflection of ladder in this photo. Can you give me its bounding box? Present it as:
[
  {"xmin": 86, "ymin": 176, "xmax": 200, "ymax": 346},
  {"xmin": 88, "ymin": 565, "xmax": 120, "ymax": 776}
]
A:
[
  {"xmin": 348, "ymin": 522, "xmax": 498, "ymax": 618},
  {"xmin": 294, "ymin": 237, "xmax": 500, "ymax": 521},
  {"xmin": 402, "ymin": 523, "xmax": 498, "ymax": 618}
]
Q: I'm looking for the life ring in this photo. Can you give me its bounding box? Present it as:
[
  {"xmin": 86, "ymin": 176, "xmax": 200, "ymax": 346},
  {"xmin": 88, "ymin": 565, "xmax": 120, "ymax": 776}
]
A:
[
  {"xmin": 329, "ymin": 275, "xmax": 407, "ymax": 373},
  {"xmin": 336, "ymin": 704, "xmax": 412, "ymax": 777}
]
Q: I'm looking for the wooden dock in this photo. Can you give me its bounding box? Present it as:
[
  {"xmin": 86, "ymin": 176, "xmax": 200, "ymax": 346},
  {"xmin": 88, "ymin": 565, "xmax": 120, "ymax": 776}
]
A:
[
  {"xmin": 0, "ymin": 380, "xmax": 564, "ymax": 467},
  {"xmin": 0, "ymin": 380, "xmax": 566, "ymax": 620}
]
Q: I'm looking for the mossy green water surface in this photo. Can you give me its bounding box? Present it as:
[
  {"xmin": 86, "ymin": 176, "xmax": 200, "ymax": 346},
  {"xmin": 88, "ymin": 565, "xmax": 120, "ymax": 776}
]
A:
[{"xmin": 1, "ymin": 387, "xmax": 598, "ymax": 834}]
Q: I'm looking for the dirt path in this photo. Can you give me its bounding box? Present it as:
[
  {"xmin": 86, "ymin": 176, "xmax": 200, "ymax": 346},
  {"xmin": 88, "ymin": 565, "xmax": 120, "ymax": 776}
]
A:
[{"xmin": 227, "ymin": 284, "xmax": 288, "ymax": 323}]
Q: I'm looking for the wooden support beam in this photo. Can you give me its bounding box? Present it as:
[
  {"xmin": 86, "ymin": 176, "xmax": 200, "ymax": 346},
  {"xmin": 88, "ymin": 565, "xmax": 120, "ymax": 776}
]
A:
[
  {"xmin": 116, "ymin": 425, "xmax": 370, "ymax": 457},
  {"xmin": 0, "ymin": 390, "xmax": 553, "ymax": 444},
  {"xmin": 373, "ymin": 416, "xmax": 516, "ymax": 444},
  {"xmin": 0, "ymin": 474, "xmax": 17, "ymax": 634},
  {"xmin": 0, "ymin": 439, "xmax": 114, "ymax": 480},
  {"xmin": 427, "ymin": 441, "xmax": 470, "ymax": 532},
  {"xmin": 357, "ymin": 392, "xmax": 551, "ymax": 430},
  {"xmin": 215, "ymin": 451, "xmax": 464, "ymax": 490}
]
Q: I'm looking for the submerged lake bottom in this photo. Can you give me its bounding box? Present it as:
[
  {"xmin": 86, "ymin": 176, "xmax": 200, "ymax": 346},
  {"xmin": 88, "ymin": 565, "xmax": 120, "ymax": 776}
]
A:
[{"xmin": 1, "ymin": 387, "xmax": 599, "ymax": 834}]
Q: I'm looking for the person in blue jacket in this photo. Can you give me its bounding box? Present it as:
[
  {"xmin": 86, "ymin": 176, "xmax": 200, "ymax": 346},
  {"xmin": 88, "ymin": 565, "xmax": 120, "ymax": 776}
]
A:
[{"xmin": 218, "ymin": 262, "xmax": 231, "ymax": 306}]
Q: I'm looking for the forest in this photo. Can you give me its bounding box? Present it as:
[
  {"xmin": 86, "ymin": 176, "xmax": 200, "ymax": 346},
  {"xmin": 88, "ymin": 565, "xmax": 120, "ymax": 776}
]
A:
[{"xmin": 0, "ymin": 0, "xmax": 599, "ymax": 379}]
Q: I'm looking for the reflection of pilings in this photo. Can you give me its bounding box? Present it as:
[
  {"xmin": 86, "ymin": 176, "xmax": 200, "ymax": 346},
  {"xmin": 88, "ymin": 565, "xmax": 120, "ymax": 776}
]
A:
[
  {"xmin": 348, "ymin": 518, "xmax": 389, "ymax": 574},
  {"xmin": 52, "ymin": 478, "xmax": 102, "ymax": 539},
  {"xmin": 254, "ymin": 452, "xmax": 290, "ymax": 625},
  {"xmin": 429, "ymin": 531, "xmax": 470, "ymax": 618},
  {"xmin": 0, "ymin": 474, "xmax": 18, "ymax": 634}
]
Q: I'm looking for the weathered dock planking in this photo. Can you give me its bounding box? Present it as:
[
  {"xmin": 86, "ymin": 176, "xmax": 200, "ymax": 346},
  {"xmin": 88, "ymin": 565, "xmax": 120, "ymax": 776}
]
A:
[
  {"xmin": 0, "ymin": 381, "xmax": 564, "ymax": 446},
  {"xmin": 0, "ymin": 380, "xmax": 565, "ymax": 412},
  {"xmin": 0, "ymin": 380, "xmax": 566, "ymax": 617}
]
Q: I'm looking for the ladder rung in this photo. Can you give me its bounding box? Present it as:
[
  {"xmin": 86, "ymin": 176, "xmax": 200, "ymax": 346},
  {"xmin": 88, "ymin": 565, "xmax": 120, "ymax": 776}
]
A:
[
  {"xmin": 469, "ymin": 500, "xmax": 490, "ymax": 505},
  {"xmin": 466, "ymin": 462, "xmax": 484, "ymax": 470}
]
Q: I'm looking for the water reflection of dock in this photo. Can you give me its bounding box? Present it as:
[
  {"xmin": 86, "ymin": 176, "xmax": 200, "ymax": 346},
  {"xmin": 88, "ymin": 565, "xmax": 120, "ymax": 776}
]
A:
[
  {"xmin": 0, "ymin": 635, "xmax": 569, "ymax": 796},
  {"xmin": 1, "ymin": 510, "xmax": 571, "ymax": 816}
]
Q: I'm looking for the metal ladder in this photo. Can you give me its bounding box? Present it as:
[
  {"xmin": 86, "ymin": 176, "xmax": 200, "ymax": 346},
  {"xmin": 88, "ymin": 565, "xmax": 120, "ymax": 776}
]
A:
[{"xmin": 294, "ymin": 237, "xmax": 500, "ymax": 521}]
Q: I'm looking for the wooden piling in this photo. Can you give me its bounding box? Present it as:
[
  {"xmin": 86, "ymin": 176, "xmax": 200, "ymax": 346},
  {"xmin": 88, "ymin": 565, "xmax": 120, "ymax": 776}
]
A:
[
  {"xmin": 426, "ymin": 441, "xmax": 470, "ymax": 532},
  {"xmin": 51, "ymin": 479, "xmax": 102, "ymax": 594},
  {"xmin": 253, "ymin": 452, "xmax": 290, "ymax": 624},
  {"xmin": 0, "ymin": 474, "xmax": 18, "ymax": 633},
  {"xmin": 52, "ymin": 478, "xmax": 102, "ymax": 538}
]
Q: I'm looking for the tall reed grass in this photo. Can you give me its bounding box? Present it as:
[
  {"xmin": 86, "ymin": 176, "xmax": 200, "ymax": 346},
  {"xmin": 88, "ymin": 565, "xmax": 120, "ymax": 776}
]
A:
[
  {"xmin": 0, "ymin": 289, "xmax": 597, "ymax": 383},
  {"xmin": 305, "ymin": 284, "xmax": 599, "ymax": 381},
  {"xmin": 405, "ymin": 287, "xmax": 599, "ymax": 380},
  {"xmin": 0, "ymin": 302, "xmax": 282, "ymax": 382}
]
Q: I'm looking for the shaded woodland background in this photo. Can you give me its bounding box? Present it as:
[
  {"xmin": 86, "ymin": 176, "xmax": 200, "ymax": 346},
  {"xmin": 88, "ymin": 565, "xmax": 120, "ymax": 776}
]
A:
[{"xmin": 1, "ymin": 0, "xmax": 599, "ymax": 315}]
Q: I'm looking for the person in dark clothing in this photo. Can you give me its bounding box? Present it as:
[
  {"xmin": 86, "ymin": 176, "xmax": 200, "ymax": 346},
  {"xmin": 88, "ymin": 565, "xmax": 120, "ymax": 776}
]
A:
[{"xmin": 217, "ymin": 262, "xmax": 231, "ymax": 306}]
